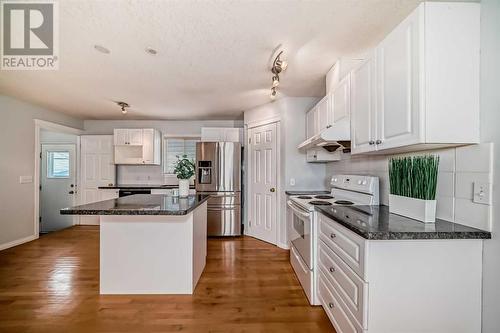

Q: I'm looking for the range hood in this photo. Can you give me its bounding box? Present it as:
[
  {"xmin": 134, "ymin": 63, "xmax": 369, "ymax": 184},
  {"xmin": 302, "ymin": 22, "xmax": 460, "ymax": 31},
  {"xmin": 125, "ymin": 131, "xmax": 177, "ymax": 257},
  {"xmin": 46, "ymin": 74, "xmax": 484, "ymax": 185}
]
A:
[{"xmin": 298, "ymin": 120, "xmax": 351, "ymax": 152}]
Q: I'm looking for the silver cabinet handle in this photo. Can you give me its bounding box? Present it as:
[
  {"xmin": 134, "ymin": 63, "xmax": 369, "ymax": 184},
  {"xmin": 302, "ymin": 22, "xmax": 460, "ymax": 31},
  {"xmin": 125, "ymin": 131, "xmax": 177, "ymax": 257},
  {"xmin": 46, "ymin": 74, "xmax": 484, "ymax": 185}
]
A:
[
  {"xmin": 376, "ymin": 139, "xmax": 382, "ymax": 144},
  {"xmin": 330, "ymin": 233, "xmax": 336, "ymax": 239},
  {"xmin": 326, "ymin": 125, "xmax": 332, "ymax": 129},
  {"xmin": 328, "ymin": 302, "xmax": 334, "ymax": 309},
  {"xmin": 329, "ymin": 267, "xmax": 335, "ymax": 273},
  {"xmin": 369, "ymin": 140, "xmax": 375, "ymax": 145}
]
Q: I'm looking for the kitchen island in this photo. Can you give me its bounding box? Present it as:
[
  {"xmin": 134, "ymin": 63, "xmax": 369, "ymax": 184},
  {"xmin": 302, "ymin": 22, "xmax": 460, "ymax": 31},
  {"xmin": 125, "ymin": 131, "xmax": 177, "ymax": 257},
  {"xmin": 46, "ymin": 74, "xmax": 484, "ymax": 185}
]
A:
[{"xmin": 61, "ymin": 194, "xmax": 209, "ymax": 294}]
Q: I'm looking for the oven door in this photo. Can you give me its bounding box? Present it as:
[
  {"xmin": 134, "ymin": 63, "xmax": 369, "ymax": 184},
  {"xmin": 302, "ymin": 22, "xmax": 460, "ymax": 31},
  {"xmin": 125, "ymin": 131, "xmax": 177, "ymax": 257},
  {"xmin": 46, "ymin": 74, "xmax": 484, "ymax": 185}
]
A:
[{"xmin": 287, "ymin": 200, "xmax": 313, "ymax": 269}]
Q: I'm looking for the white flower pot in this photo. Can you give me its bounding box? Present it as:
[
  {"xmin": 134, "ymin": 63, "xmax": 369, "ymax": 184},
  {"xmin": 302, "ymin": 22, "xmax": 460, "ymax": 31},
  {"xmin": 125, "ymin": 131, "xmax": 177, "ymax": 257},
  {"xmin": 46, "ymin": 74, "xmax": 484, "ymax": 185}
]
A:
[
  {"xmin": 178, "ymin": 179, "xmax": 190, "ymax": 197},
  {"xmin": 389, "ymin": 194, "xmax": 437, "ymax": 223}
]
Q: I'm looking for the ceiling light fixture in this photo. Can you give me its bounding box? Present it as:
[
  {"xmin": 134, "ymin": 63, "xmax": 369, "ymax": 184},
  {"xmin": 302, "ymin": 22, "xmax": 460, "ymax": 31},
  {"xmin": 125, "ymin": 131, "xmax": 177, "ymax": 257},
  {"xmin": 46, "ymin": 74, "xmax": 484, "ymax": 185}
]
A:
[
  {"xmin": 269, "ymin": 50, "xmax": 287, "ymax": 100},
  {"xmin": 94, "ymin": 44, "xmax": 110, "ymax": 54},
  {"xmin": 145, "ymin": 47, "xmax": 157, "ymax": 55},
  {"xmin": 116, "ymin": 101, "xmax": 130, "ymax": 115}
]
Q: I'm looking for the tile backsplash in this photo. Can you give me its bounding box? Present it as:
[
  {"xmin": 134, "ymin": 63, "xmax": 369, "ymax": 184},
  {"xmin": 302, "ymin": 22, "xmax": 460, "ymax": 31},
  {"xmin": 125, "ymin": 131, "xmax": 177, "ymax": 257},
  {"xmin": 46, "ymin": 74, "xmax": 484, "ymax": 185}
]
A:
[{"xmin": 326, "ymin": 143, "xmax": 494, "ymax": 231}]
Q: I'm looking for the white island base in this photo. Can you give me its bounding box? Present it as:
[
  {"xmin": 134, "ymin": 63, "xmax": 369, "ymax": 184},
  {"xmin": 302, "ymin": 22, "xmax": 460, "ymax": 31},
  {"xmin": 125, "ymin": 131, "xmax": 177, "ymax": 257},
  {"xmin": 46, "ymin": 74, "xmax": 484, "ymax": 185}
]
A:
[{"xmin": 99, "ymin": 202, "xmax": 207, "ymax": 294}]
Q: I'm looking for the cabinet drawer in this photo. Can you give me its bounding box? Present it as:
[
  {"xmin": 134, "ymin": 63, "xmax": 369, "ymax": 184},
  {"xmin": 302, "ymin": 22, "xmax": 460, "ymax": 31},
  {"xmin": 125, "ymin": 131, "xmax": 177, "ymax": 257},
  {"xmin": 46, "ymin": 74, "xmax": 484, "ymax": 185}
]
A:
[
  {"xmin": 319, "ymin": 213, "xmax": 366, "ymax": 277},
  {"xmin": 319, "ymin": 240, "xmax": 368, "ymax": 328},
  {"xmin": 318, "ymin": 273, "xmax": 364, "ymax": 333}
]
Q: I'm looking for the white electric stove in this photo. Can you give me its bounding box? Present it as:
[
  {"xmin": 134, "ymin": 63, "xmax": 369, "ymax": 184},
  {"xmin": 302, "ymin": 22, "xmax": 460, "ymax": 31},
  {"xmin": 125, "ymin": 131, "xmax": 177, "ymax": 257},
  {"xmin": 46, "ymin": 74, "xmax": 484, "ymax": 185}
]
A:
[{"xmin": 287, "ymin": 175, "xmax": 379, "ymax": 305}]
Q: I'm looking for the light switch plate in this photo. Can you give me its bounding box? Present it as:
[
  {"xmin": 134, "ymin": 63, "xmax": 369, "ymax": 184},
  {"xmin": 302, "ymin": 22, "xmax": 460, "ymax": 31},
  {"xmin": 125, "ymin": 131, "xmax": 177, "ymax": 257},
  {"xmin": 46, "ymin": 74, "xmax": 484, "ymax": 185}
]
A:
[
  {"xmin": 473, "ymin": 182, "xmax": 491, "ymax": 205},
  {"xmin": 19, "ymin": 176, "xmax": 33, "ymax": 184}
]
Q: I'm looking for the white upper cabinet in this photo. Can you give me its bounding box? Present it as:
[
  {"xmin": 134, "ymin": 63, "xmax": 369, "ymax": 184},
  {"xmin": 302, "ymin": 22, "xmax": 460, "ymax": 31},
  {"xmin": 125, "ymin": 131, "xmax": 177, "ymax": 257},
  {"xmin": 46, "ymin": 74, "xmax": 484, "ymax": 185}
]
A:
[
  {"xmin": 113, "ymin": 128, "xmax": 161, "ymax": 165},
  {"xmin": 316, "ymin": 96, "xmax": 330, "ymax": 133},
  {"xmin": 306, "ymin": 107, "xmax": 318, "ymax": 139},
  {"xmin": 376, "ymin": 6, "xmax": 421, "ymax": 151},
  {"xmin": 201, "ymin": 127, "xmax": 242, "ymax": 142},
  {"xmin": 351, "ymin": 54, "xmax": 377, "ymax": 154},
  {"xmin": 114, "ymin": 128, "xmax": 143, "ymax": 146},
  {"xmin": 351, "ymin": 2, "xmax": 480, "ymax": 155},
  {"xmin": 332, "ymin": 75, "xmax": 350, "ymax": 125},
  {"xmin": 142, "ymin": 128, "xmax": 161, "ymax": 165}
]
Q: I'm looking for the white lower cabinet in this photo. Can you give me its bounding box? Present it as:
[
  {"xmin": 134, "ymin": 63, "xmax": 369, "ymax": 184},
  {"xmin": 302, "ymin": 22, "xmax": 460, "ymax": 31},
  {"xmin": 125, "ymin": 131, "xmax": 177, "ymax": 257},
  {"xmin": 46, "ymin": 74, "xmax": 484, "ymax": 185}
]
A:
[{"xmin": 316, "ymin": 213, "xmax": 483, "ymax": 333}]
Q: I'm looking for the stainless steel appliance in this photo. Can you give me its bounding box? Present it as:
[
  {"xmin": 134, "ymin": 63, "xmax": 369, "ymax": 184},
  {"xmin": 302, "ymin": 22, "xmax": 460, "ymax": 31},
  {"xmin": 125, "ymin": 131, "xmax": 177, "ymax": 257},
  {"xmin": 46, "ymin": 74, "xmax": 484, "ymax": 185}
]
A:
[
  {"xmin": 287, "ymin": 174, "xmax": 379, "ymax": 305},
  {"xmin": 196, "ymin": 142, "xmax": 241, "ymax": 236}
]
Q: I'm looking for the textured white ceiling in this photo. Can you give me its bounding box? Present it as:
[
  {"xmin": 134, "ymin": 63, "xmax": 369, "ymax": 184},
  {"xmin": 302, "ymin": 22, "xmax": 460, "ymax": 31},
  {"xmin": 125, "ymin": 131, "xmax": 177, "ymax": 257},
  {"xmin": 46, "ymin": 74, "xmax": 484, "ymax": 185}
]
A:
[{"xmin": 0, "ymin": 0, "xmax": 470, "ymax": 120}]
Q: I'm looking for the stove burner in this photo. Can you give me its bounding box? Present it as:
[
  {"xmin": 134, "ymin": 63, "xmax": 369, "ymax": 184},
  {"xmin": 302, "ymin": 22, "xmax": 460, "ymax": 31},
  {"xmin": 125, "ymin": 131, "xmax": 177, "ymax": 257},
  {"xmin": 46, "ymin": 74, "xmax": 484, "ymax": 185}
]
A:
[
  {"xmin": 309, "ymin": 200, "xmax": 333, "ymax": 206},
  {"xmin": 335, "ymin": 200, "xmax": 354, "ymax": 205},
  {"xmin": 297, "ymin": 196, "xmax": 313, "ymax": 199},
  {"xmin": 314, "ymin": 195, "xmax": 334, "ymax": 199}
]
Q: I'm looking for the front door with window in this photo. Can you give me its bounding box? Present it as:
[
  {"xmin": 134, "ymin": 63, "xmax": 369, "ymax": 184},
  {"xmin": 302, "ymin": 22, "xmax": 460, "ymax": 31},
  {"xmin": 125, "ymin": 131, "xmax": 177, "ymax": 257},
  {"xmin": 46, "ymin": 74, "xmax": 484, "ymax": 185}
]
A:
[{"xmin": 40, "ymin": 144, "xmax": 76, "ymax": 233}]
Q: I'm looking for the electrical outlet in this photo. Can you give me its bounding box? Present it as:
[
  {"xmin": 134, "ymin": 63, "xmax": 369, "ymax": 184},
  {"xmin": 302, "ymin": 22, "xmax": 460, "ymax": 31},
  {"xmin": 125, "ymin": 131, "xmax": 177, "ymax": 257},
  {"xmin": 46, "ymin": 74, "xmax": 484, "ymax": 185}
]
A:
[
  {"xmin": 290, "ymin": 178, "xmax": 296, "ymax": 186},
  {"xmin": 473, "ymin": 182, "xmax": 492, "ymax": 205}
]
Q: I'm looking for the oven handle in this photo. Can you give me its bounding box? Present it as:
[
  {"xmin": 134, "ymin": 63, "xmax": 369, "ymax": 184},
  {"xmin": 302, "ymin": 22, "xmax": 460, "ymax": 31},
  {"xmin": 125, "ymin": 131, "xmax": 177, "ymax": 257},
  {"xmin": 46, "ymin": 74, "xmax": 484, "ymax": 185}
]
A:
[{"xmin": 287, "ymin": 200, "xmax": 311, "ymax": 218}]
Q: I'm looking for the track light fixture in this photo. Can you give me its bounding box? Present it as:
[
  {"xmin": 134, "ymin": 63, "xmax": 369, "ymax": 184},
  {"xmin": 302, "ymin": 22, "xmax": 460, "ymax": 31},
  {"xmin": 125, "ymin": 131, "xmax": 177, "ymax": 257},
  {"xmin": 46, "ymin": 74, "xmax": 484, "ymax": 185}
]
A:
[
  {"xmin": 270, "ymin": 87, "xmax": 277, "ymax": 100},
  {"xmin": 270, "ymin": 50, "xmax": 287, "ymax": 100},
  {"xmin": 116, "ymin": 101, "xmax": 130, "ymax": 115}
]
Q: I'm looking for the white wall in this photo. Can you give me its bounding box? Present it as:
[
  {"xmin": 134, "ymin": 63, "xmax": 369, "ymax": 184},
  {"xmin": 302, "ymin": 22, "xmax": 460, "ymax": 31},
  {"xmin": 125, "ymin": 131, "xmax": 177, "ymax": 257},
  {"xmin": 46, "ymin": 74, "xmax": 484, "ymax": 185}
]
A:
[
  {"xmin": 0, "ymin": 95, "xmax": 83, "ymax": 250},
  {"xmin": 479, "ymin": 0, "xmax": 500, "ymax": 331},
  {"xmin": 84, "ymin": 119, "xmax": 243, "ymax": 184},
  {"xmin": 40, "ymin": 129, "xmax": 78, "ymax": 144},
  {"xmin": 244, "ymin": 97, "xmax": 327, "ymax": 247}
]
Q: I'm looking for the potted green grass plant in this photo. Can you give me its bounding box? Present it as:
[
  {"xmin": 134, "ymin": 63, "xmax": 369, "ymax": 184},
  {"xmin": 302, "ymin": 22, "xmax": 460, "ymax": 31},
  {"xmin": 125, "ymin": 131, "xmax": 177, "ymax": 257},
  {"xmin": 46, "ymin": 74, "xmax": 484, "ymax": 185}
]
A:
[
  {"xmin": 173, "ymin": 154, "xmax": 195, "ymax": 197},
  {"xmin": 388, "ymin": 155, "xmax": 440, "ymax": 223}
]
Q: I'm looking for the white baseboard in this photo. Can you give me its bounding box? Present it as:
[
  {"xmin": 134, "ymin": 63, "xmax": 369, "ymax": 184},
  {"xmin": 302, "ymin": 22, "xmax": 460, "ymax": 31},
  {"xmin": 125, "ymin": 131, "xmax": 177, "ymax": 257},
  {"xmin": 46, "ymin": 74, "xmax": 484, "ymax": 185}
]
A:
[
  {"xmin": 277, "ymin": 242, "xmax": 289, "ymax": 250},
  {"xmin": 0, "ymin": 234, "xmax": 38, "ymax": 251}
]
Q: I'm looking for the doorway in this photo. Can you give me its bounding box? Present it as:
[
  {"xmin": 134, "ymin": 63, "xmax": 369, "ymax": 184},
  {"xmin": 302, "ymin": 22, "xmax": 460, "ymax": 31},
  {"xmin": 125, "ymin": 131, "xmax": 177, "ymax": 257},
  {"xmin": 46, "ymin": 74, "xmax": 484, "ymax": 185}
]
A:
[{"xmin": 40, "ymin": 144, "xmax": 77, "ymax": 233}]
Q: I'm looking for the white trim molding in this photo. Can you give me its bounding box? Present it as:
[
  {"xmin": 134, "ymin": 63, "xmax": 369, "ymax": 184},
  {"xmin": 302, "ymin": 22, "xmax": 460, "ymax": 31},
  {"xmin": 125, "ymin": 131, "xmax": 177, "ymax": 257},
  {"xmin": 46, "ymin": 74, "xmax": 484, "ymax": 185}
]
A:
[
  {"xmin": 34, "ymin": 120, "xmax": 83, "ymax": 239},
  {"xmin": 0, "ymin": 235, "xmax": 37, "ymax": 251}
]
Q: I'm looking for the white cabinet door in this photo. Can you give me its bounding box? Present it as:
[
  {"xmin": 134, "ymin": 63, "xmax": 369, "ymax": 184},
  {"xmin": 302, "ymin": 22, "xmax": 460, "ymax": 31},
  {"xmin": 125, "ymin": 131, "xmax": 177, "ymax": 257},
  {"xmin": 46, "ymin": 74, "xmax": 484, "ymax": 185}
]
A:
[
  {"xmin": 317, "ymin": 97, "xmax": 329, "ymax": 133},
  {"xmin": 128, "ymin": 129, "xmax": 143, "ymax": 145},
  {"xmin": 142, "ymin": 129, "xmax": 154, "ymax": 164},
  {"xmin": 306, "ymin": 108, "xmax": 317, "ymax": 139},
  {"xmin": 113, "ymin": 129, "xmax": 128, "ymax": 145},
  {"xmin": 376, "ymin": 8, "xmax": 421, "ymax": 150},
  {"xmin": 333, "ymin": 74, "xmax": 351, "ymax": 124},
  {"xmin": 351, "ymin": 56, "xmax": 377, "ymax": 154}
]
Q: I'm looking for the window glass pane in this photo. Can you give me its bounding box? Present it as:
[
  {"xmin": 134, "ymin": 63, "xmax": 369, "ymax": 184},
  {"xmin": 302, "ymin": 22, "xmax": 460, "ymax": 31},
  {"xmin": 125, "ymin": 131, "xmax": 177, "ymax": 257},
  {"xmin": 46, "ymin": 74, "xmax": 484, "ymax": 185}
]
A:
[
  {"xmin": 163, "ymin": 138, "xmax": 198, "ymax": 174},
  {"xmin": 47, "ymin": 151, "xmax": 70, "ymax": 178}
]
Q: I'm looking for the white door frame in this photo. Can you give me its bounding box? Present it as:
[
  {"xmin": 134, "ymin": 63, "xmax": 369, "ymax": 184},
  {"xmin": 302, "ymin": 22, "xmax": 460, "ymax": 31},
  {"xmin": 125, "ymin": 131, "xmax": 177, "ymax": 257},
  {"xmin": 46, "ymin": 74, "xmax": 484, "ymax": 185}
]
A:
[
  {"xmin": 34, "ymin": 119, "xmax": 83, "ymax": 237},
  {"xmin": 244, "ymin": 117, "xmax": 283, "ymax": 248}
]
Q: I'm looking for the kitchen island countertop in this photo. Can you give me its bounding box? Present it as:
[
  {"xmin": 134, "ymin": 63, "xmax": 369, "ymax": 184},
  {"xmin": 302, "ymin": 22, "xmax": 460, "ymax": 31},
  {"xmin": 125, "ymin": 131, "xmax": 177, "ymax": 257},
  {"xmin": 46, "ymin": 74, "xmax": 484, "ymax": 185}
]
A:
[{"xmin": 60, "ymin": 194, "xmax": 209, "ymax": 216}]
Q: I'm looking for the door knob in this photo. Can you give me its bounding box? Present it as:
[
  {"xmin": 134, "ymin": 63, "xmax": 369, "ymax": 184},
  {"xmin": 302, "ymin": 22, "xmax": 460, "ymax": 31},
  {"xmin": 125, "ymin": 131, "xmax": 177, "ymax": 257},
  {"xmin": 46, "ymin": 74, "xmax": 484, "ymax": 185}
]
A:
[
  {"xmin": 68, "ymin": 191, "xmax": 75, "ymax": 194},
  {"xmin": 270, "ymin": 188, "xmax": 276, "ymax": 193}
]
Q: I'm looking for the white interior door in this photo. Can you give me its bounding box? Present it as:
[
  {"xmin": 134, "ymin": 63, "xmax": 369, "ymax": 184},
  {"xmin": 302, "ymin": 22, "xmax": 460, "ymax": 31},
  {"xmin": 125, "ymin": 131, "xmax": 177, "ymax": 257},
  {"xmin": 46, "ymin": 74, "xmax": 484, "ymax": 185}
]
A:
[
  {"xmin": 248, "ymin": 123, "xmax": 277, "ymax": 245},
  {"xmin": 40, "ymin": 144, "xmax": 76, "ymax": 232},
  {"xmin": 80, "ymin": 135, "xmax": 115, "ymax": 225}
]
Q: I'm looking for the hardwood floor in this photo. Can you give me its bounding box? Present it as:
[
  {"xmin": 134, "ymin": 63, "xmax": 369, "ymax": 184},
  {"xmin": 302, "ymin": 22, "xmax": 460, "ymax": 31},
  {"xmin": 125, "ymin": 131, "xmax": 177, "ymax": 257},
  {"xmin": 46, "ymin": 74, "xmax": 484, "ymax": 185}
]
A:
[{"xmin": 0, "ymin": 226, "xmax": 334, "ymax": 333}]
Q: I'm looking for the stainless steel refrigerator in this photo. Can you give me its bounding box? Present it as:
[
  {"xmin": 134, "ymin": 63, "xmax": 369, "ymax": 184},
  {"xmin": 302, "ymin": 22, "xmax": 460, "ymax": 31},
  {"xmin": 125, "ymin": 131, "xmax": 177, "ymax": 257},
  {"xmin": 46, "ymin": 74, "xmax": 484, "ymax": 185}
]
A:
[{"xmin": 196, "ymin": 142, "xmax": 242, "ymax": 236}]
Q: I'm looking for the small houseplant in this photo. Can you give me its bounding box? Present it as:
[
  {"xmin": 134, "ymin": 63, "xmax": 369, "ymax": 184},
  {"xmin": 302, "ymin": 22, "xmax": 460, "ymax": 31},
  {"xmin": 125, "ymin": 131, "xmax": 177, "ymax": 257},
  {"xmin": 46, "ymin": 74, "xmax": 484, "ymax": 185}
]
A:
[
  {"xmin": 173, "ymin": 154, "xmax": 195, "ymax": 197},
  {"xmin": 388, "ymin": 155, "xmax": 439, "ymax": 223}
]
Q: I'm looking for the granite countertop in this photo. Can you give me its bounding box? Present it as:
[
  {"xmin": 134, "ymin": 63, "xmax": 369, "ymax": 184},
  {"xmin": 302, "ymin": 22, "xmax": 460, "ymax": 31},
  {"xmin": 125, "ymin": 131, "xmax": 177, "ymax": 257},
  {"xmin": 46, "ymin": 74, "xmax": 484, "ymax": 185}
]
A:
[
  {"xmin": 285, "ymin": 190, "xmax": 330, "ymax": 196},
  {"xmin": 60, "ymin": 194, "xmax": 209, "ymax": 216},
  {"xmin": 316, "ymin": 205, "xmax": 491, "ymax": 240},
  {"xmin": 98, "ymin": 184, "xmax": 195, "ymax": 190}
]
